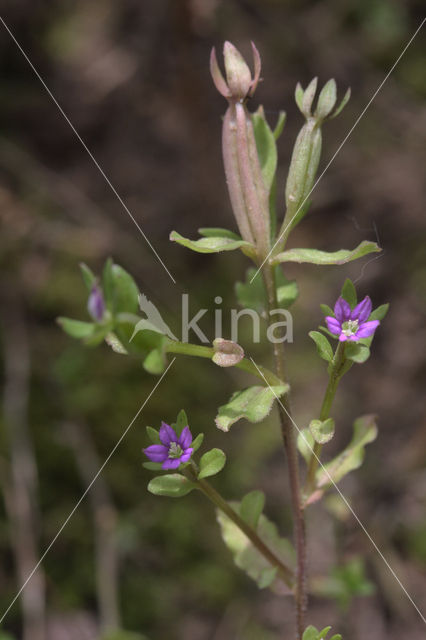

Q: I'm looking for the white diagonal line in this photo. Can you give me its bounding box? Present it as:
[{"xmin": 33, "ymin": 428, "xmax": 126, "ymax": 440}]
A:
[
  {"xmin": 0, "ymin": 16, "xmax": 176, "ymax": 285},
  {"xmin": 250, "ymin": 357, "xmax": 426, "ymax": 625},
  {"xmin": 0, "ymin": 358, "xmax": 176, "ymax": 625},
  {"xmin": 251, "ymin": 16, "xmax": 426, "ymax": 283}
]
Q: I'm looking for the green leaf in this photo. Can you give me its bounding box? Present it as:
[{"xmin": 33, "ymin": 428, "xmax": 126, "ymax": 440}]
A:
[
  {"xmin": 369, "ymin": 303, "xmax": 389, "ymax": 321},
  {"xmin": 310, "ymin": 418, "xmax": 335, "ymax": 444},
  {"xmin": 297, "ymin": 428, "xmax": 315, "ymax": 464},
  {"xmin": 302, "ymin": 627, "xmax": 320, "ymax": 640},
  {"xmin": 105, "ymin": 332, "xmax": 128, "ymax": 354},
  {"xmin": 143, "ymin": 348, "xmax": 166, "ymax": 375},
  {"xmin": 258, "ymin": 566, "xmax": 278, "ymax": 589},
  {"xmin": 146, "ymin": 426, "xmax": 161, "ymax": 444},
  {"xmin": 315, "ymin": 79, "xmax": 337, "ymax": 120},
  {"xmin": 57, "ymin": 317, "xmax": 95, "ymax": 339},
  {"xmin": 302, "ymin": 626, "xmax": 342, "ymax": 640},
  {"xmin": 329, "ymin": 86, "xmax": 351, "ymax": 119},
  {"xmin": 170, "ymin": 230, "xmax": 254, "ymax": 255},
  {"xmin": 344, "ymin": 343, "xmax": 370, "ymax": 363},
  {"xmin": 273, "ymin": 111, "xmax": 286, "ymax": 140},
  {"xmin": 240, "ymin": 490, "xmax": 265, "ymax": 529},
  {"xmin": 215, "ymin": 384, "xmax": 289, "ymax": 432},
  {"xmin": 316, "ymin": 414, "xmax": 378, "ymax": 489},
  {"xmin": 191, "ymin": 433, "xmax": 204, "ymax": 453},
  {"xmin": 148, "ymin": 474, "xmax": 196, "ymax": 498},
  {"xmin": 271, "ymin": 241, "xmax": 381, "ymax": 266},
  {"xmin": 198, "ymin": 227, "xmax": 241, "ymax": 240},
  {"xmin": 276, "ymin": 269, "xmax": 299, "ymax": 308},
  {"xmin": 174, "ymin": 409, "xmax": 188, "ymax": 436},
  {"xmin": 320, "ymin": 303, "xmax": 334, "ymax": 316},
  {"xmin": 309, "ymin": 331, "xmax": 334, "ymax": 362},
  {"xmin": 235, "ymin": 268, "xmax": 266, "ymax": 313},
  {"xmin": 143, "ymin": 461, "xmax": 163, "ymax": 471},
  {"xmin": 217, "ymin": 502, "xmax": 295, "ymax": 592},
  {"xmin": 252, "ymin": 109, "xmax": 278, "ymax": 191},
  {"xmin": 198, "ymin": 448, "xmax": 226, "ymax": 479},
  {"xmin": 102, "ymin": 260, "xmax": 139, "ymax": 315},
  {"xmin": 79, "ymin": 262, "xmax": 97, "ymax": 290},
  {"xmin": 295, "ymin": 82, "xmax": 304, "ymax": 112},
  {"xmin": 341, "ymin": 278, "xmax": 357, "ymax": 308},
  {"xmin": 312, "ymin": 557, "xmax": 374, "ymax": 611}
]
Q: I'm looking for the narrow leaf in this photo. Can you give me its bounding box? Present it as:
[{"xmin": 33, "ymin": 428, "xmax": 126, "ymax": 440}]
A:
[
  {"xmin": 170, "ymin": 230, "xmax": 253, "ymax": 254},
  {"xmin": 316, "ymin": 414, "xmax": 378, "ymax": 489},
  {"xmin": 198, "ymin": 227, "xmax": 241, "ymax": 240},
  {"xmin": 271, "ymin": 241, "xmax": 381, "ymax": 266},
  {"xmin": 191, "ymin": 433, "xmax": 204, "ymax": 453},
  {"xmin": 146, "ymin": 426, "xmax": 161, "ymax": 444},
  {"xmin": 341, "ymin": 278, "xmax": 357, "ymax": 308},
  {"xmin": 79, "ymin": 262, "xmax": 97, "ymax": 290},
  {"xmin": 252, "ymin": 109, "xmax": 278, "ymax": 191}
]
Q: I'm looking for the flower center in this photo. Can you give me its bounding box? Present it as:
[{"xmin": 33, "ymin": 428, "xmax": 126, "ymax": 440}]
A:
[
  {"xmin": 341, "ymin": 319, "xmax": 359, "ymax": 337},
  {"xmin": 168, "ymin": 442, "xmax": 183, "ymax": 459}
]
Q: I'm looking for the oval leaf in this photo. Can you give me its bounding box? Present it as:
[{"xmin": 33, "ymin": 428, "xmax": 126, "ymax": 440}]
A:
[
  {"xmin": 240, "ymin": 490, "xmax": 265, "ymax": 529},
  {"xmin": 215, "ymin": 384, "xmax": 288, "ymax": 432},
  {"xmin": 198, "ymin": 448, "xmax": 226, "ymax": 479},
  {"xmin": 148, "ymin": 474, "xmax": 195, "ymax": 498},
  {"xmin": 309, "ymin": 331, "xmax": 333, "ymax": 362},
  {"xmin": 57, "ymin": 317, "xmax": 95, "ymax": 339}
]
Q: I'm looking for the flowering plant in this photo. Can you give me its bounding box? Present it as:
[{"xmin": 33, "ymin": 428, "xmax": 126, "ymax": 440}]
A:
[{"xmin": 59, "ymin": 42, "xmax": 388, "ymax": 638}]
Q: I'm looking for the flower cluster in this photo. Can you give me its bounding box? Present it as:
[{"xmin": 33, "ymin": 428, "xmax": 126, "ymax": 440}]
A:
[
  {"xmin": 326, "ymin": 296, "xmax": 379, "ymax": 342},
  {"xmin": 144, "ymin": 422, "xmax": 193, "ymax": 470}
]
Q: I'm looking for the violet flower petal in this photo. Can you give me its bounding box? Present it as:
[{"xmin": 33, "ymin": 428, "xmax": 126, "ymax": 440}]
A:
[
  {"xmin": 178, "ymin": 426, "xmax": 192, "ymax": 449},
  {"xmin": 355, "ymin": 320, "xmax": 380, "ymax": 338},
  {"xmin": 351, "ymin": 296, "xmax": 372, "ymax": 324},
  {"xmin": 325, "ymin": 316, "xmax": 342, "ymax": 335},
  {"xmin": 144, "ymin": 444, "xmax": 169, "ymax": 462},
  {"xmin": 180, "ymin": 449, "xmax": 193, "ymax": 463},
  {"xmin": 159, "ymin": 422, "xmax": 177, "ymax": 446},
  {"xmin": 162, "ymin": 458, "xmax": 181, "ymax": 470},
  {"xmin": 334, "ymin": 297, "xmax": 351, "ymax": 323}
]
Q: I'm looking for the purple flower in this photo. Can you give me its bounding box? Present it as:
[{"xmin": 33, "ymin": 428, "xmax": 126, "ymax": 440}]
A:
[
  {"xmin": 325, "ymin": 296, "xmax": 380, "ymax": 342},
  {"xmin": 144, "ymin": 422, "xmax": 193, "ymax": 470},
  {"xmin": 87, "ymin": 284, "xmax": 106, "ymax": 322}
]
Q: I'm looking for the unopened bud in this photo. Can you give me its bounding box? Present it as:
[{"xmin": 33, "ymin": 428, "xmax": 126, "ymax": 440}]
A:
[
  {"xmin": 212, "ymin": 338, "xmax": 244, "ymax": 367},
  {"xmin": 87, "ymin": 284, "xmax": 105, "ymax": 322},
  {"xmin": 210, "ymin": 41, "xmax": 261, "ymax": 102}
]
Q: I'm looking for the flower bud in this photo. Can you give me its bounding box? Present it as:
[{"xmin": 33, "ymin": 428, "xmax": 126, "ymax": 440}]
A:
[
  {"xmin": 212, "ymin": 338, "xmax": 244, "ymax": 367},
  {"xmin": 211, "ymin": 42, "xmax": 270, "ymax": 258},
  {"xmin": 87, "ymin": 283, "xmax": 105, "ymax": 322}
]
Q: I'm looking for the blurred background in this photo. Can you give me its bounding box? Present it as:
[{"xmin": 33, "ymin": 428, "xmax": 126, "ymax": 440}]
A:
[{"xmin": 0, "ymin": 1, "xmax": 425, "ymax": 639}]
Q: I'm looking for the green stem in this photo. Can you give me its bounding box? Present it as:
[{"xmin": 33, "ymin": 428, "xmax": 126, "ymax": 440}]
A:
[
  {"xmin": 305, "ymin": 341, "xmax": 346, "ymax": 492},
  {"xmin": 184, "ymin": 465, "xmax": 294, "ymax": 588},
  {"xmin": 262, "ymin": 263, "xmax": 306, "ymax": 639},
  {"xmin": 166, "ymin": 340, "xmax": 283, "ymax": 386}
]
